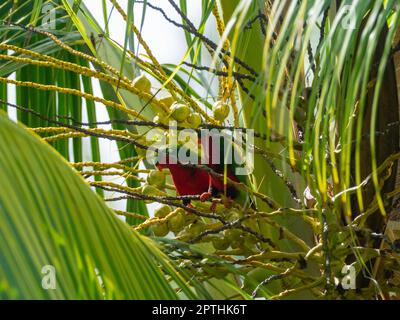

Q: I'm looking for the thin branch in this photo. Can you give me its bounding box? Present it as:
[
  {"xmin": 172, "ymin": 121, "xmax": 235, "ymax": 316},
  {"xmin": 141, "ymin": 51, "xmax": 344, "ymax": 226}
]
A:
[
  {"xmin": 321, "ymin": 210, "xmax": 332, "ymax": 288},
  {"xmin": 181, "ymin": 61, "xmax": 256, "ymax": 81},
  {"xmin": 244, "ymin": 12, "xmax": 268, "ymax": 36},
  {"xmin": 252, "ymin": 265, "xmax": 297, "ymax": 298}
]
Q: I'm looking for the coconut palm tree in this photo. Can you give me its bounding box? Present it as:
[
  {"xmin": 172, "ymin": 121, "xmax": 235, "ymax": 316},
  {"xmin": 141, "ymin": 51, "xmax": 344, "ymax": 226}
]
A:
[{"xmin": 0, "ymin": 0, "xmax": 399, "ymax": 300}]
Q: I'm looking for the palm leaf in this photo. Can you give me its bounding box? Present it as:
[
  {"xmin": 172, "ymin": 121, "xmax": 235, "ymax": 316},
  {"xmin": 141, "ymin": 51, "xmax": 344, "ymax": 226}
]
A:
[{"xmin": 0, "ymin": 112, "xmax": 197, "ymax": 299}]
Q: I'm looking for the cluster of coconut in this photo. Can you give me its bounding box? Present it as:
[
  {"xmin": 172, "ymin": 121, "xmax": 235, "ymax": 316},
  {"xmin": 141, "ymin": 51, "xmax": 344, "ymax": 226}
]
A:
[
  {"xmin": 150, "ymin": 200, "xmax": 260, "ymax": 279},
  {"xmin": 167, "ymin": 100, "xmax": 230, "ymax": 125},
  {"xmin": 150, "ymin": 203, "xmax": 258, "ymax": 251},
  {"xmin": 133, "ymin": 74, "xmax": 231, "ymax": 127},
  {"xmin": 141, "ymin": 170, "xmax": 167, "ymax": 201},
  {"xmin": 144, "ymin": 170, "xmax": 259, "ymax": 250}
]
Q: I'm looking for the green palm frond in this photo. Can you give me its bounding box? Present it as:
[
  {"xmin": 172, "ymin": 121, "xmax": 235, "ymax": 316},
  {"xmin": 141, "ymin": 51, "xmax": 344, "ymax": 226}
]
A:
[{"xmin": 0, "ymin": 112, "xmax": 201, "ymax": 299}]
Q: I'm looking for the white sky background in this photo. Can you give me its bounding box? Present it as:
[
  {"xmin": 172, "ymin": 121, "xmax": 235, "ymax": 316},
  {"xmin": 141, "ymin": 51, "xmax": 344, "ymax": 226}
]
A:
[{"xmin": 84, "ymin": 0, "xmax": 215, "ymax": 64}]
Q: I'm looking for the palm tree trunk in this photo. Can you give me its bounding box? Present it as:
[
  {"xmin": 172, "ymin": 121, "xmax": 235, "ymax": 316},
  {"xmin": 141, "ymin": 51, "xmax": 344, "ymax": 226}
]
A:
[{"xmin": 395, "ymin": 30, "xmax": 400, "ymax": 100}]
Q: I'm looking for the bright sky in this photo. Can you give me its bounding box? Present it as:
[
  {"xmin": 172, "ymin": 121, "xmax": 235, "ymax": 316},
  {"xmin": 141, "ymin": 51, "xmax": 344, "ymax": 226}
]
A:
[{"xmin": 83, "ymin": 0, "xmax": 212, "ymax": 63}]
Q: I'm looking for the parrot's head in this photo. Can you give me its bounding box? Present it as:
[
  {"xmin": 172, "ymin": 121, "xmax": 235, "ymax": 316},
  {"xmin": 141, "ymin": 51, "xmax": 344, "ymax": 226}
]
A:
[
  {"xmin": 155, "ymin": 145, "xmax": 178, "ymax": 171},
  {"xmin": 155, "ymin": 143, "xmax": 202, "ymax": 172}
]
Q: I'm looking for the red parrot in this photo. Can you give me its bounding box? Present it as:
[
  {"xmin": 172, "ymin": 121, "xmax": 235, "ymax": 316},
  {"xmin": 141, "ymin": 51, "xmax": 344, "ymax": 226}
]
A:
[{"xmin": 155, "ymin": 134, "xmax": 250, "ymax": 209}]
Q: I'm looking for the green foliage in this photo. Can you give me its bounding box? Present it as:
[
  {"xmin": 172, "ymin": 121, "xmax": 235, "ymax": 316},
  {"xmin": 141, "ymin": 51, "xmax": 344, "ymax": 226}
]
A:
[
  {"xmin": 0, "ymin": 0, "xmax": 399, "ymax": 300},
  {"xmin": 0, "ymin": 113, "xmax": 197, "ymax": 299}
]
